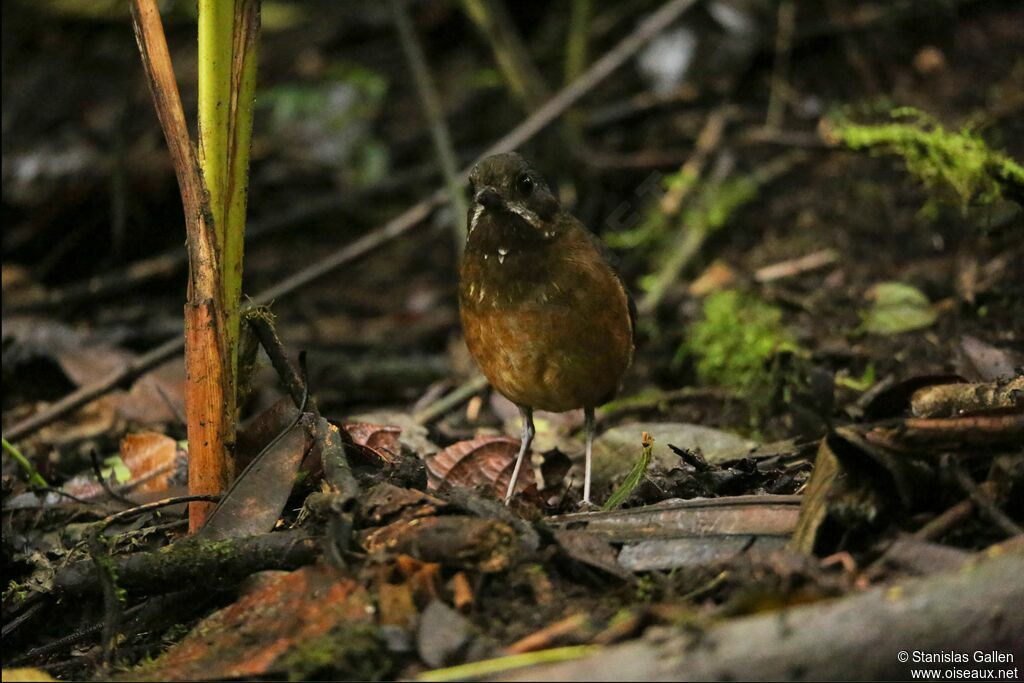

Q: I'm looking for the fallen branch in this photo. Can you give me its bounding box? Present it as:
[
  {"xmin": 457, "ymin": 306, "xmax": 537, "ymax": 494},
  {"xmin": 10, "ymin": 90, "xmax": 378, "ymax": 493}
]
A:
[
  {"xmin": 53, "ymin": 530, "xmax": 318, "ymax": 597},
  {"xmin": 910, "ymin": 375, "xmax": 1023, "ymax": 418},
  {"xmin": 495, "ymin": 552, "xmax": 1024, "ymax": 681}
]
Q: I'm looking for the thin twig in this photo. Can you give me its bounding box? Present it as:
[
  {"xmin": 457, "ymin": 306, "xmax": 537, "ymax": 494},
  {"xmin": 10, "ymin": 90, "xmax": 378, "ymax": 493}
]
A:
[
  {"xmin": 413, "ymin": 375, "xmax": 490, "ymax": 425},
  {"xmin": 459, "ymin": 0, "xmax": 550, "ymax": 109},
  {"xmin": 391, "ymin": 0, "xmax": 468, "ymax": 252},
  {"xmin": 764, "ymin": 0, "xmax": 795, "ymax": 131},
  {"xmin": 945, "ymin": 457, "xmax": 1023, "ymax": 537},
  {"xmin": 912, "ymin": 498, "xmax": 974, "ymax": 542},
  {"xmin": 754, "ymin": 248, "xmax": 839, "ymax": 283},
  {"xmin": 96, "ymin": 494, "xmax": 222, "ymax": 530},
  {"xmin": 89, "ymin": 449, "xmax": 138, "ymax": 508},
  {"xmin": 246, "ymin": 309, "xmax": 308, "ymax": 410},
  {"xmin": 639, "ymin": 149, "xmax": 807, "ymax": 316},
  {"xmin": 3, "ymin": 0, "xmax": 701, "ymax": 445}
]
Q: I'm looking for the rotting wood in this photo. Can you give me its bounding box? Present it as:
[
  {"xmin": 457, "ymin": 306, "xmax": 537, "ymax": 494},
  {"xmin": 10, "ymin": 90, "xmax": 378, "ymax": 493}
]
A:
[
  {"xmin": 910, "ymin": 375, "xmax": 1023, "ymax": 418},
  {"xmin": 492, "ymin": 552, "xmax": 1024, "ymax": 681},
  {"xmin": 360, "ymin": 516, "xmax": 518, "ymax": 572},
  {"xmin": 52, "ymin": 531, "xmax": 318, "ymax": 597}
]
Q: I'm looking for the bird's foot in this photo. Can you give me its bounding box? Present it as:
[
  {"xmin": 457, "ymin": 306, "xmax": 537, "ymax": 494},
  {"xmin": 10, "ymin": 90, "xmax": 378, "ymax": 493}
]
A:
[{"xmin": 576, "ymin": 498, "xmax": 600, "ymax": 513}]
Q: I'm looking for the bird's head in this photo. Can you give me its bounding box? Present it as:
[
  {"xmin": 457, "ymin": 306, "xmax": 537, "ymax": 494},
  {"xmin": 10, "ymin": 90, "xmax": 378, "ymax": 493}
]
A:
[{"xmin": 466, "ymin": 153, "xmax": 561, "ymax": 242}]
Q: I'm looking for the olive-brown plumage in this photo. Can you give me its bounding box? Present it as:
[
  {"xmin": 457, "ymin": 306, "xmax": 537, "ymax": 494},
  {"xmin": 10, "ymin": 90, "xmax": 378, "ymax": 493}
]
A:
[{"xmin": 458, "ymin": 153, "xmax": 634, "ymax": 505}]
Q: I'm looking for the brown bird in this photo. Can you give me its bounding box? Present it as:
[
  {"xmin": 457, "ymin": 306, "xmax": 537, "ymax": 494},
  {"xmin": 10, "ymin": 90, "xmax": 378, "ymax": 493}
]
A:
[{"xmin": 459, "ymin": 153, "xmax": 635, "ymax": 505}]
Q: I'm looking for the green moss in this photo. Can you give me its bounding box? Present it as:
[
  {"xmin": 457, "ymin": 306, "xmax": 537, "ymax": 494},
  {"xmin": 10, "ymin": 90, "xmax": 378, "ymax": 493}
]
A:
[
  {"xmin": 275, "ymin": 624, "xmax": 391, "ymax": 681},
  {"xmin": 606, "ymin": 172, "xmax": 758, "ymax": 257},
  {"xmin": 829, "ymin": 106, "xmax": 1024, "ymax": 209},
  {"xmin": 682, "ymin": 290, "xmax": 800, "ymax": 420}
]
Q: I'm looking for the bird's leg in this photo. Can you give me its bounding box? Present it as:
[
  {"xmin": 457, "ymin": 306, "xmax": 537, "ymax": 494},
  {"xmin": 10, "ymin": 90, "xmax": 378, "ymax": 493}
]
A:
[
  {"xmin": 505, "ymin": 406, "xmax": 534, "ymax": 505},
  {"xmin": 583, "ymin": 407, "xmax": 596, "ymax": 505}
]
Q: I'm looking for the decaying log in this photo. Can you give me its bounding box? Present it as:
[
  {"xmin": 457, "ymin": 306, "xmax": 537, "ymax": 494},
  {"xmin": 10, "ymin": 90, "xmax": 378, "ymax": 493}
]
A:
[
  {"xmin": 53, "ymin": 531, "xmax": 319, "ymax": 597},
  {"xmin": 495, "ymin": 552, "xmax": 1024, "ymax": 681},
  {"xmin": 360, "ymin": 516, "xmax": 518, "ymax": 572},
  {"xmin": 910, "ymin": 375, "xmax": 1023, "ymax": 418}
]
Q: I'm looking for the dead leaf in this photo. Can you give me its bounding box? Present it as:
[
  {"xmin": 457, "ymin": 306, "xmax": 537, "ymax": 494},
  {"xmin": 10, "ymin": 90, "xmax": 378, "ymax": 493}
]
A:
[
  {"xmin": 359, "ymin": 482, "xmax": 446, "ymax": 525},
  {"xmin": 199, "ymin": 415, "xmax": 313, "ymax": 541},
  {"xmin": 62, "ymin": 431, "xmax": 183, "ymax": 501},
  {"xmin": 424, "ymin": 435, "xmax": 535, "ymax": 497},
  {"xmin": 957, "ymin": 335, "xmax": 1021, "ymax": 382},
  {"xmin": 343, "ymin": 422, "xmax": 401, "ymax": 464},
  {"xmin": 2, "ymin": 317, "xmax": 184, "ymax": 426},
  {"xmin": 128, "ymin": 565, "xmax": 384, "ymax": 681},
  {"xmin": 689, "ymin": 259, "xmax": 738, "ymax": 296},
  {"xmin": 118, "ymin": 431, "xmax": 182, "ymax": 493},
  {"xmin": 349, "ymin": 411, "xmax": 437, "ymax": 457}
]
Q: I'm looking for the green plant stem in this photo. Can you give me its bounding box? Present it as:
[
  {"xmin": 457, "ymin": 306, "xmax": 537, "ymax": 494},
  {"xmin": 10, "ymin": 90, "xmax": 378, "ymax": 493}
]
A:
[
  {"xmin": 224, "ymin": 0, "xmax": 260, "ymax": 411},
  {"xmin": 602, "ymin": 433, "xmax": 653, "ymax": 511},
  {"xmin": 198, "ymin": 0, "xmax": 233, "ymax": 248},
  {"xmin": 417, "ymin": 645, "xmax": 600, "ymax": 682},
  {"xmin": 2, "ymin": 437, "xmax": 48, "ymax": 489}
]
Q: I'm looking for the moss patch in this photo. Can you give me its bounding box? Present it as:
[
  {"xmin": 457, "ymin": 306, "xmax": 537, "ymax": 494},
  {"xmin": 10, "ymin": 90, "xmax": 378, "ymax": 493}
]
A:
[
  {"xmin": 275, "ymin": 623, "xmax": 391, "ymax": 682},
  {"xmin": 827, "ymin": 106, "xmax": 1024, "ymax": 209},
  {"xmin": 682, "ymin": 290, "xmax": 800, "ymax": 420}
]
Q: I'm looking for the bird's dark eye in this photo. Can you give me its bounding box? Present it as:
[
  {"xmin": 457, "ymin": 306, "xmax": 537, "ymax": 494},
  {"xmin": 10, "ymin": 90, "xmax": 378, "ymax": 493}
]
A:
[{"xmin": 516, "ymin": 173, "xmax": 534, "ymax": 196}]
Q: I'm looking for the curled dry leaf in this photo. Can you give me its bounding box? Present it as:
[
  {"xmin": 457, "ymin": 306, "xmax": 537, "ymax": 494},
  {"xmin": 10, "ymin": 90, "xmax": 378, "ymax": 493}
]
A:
[
  {"xmin": 343, "ymin": 422, "xmax": 402, "ymax": 464},
  {"xmin": 424, "ymin": 434, "xmax": 534, "ymax": 497},
  {"xmin": 63, "ymin": 430, "xmax": 183, "ymax": 501}
]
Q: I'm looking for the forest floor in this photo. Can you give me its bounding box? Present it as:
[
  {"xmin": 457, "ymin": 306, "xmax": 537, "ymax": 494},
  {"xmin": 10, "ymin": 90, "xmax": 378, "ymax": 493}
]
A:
[{"xmin": 2, "ymin": 1, "xmax": 1022, "ymax": 680}]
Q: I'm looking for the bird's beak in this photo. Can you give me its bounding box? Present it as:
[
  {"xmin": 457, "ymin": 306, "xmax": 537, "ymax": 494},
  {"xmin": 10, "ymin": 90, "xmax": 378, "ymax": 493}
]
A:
[{"xmin": 474, "ymin": 186, "xmax": 504, "ymax": 210}]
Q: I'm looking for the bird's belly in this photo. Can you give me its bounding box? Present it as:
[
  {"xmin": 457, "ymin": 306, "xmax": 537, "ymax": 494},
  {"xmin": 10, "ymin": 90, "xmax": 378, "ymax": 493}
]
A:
[{"xmin": 462, "ymin": 304, "xmax": 631, "ymax": 412}]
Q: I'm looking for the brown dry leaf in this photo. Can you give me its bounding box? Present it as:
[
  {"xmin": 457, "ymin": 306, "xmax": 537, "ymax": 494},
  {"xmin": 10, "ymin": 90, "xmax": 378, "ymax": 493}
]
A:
[
  {"xmin": 118, "ymin": 431, "xmax": 182, "ymax": 493},
  {"xmin": 199, "ymin": 416, "xmax": 314, "ymax": 541},
  {"xmin": 128, "ymin": 565, "xmax": 380, "ymax": 681},
  {"xmin": 3, "ymin": 317, "xmax": 183, "ymax": 426},
  {"xmin": 957, "ymin": 335, "xmax": 1021, "ymax": 382},
  {"xmin": 62, "ymin": 431, "xmax": 182, "ymax": 501},
  {"xmin": 424, "ymin": 435, "xmax": 534, "ymax": 497},
  {"xmin": 343, "ymin": 422, "xmax": 402, "ymax": 464},
  {"xmin": 359, "ymin": 482, "xmax": 446, "ymax": 526},
  {"xmin": 113, "ymin": 359, "xmax": 186, "ymax": 425}
]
